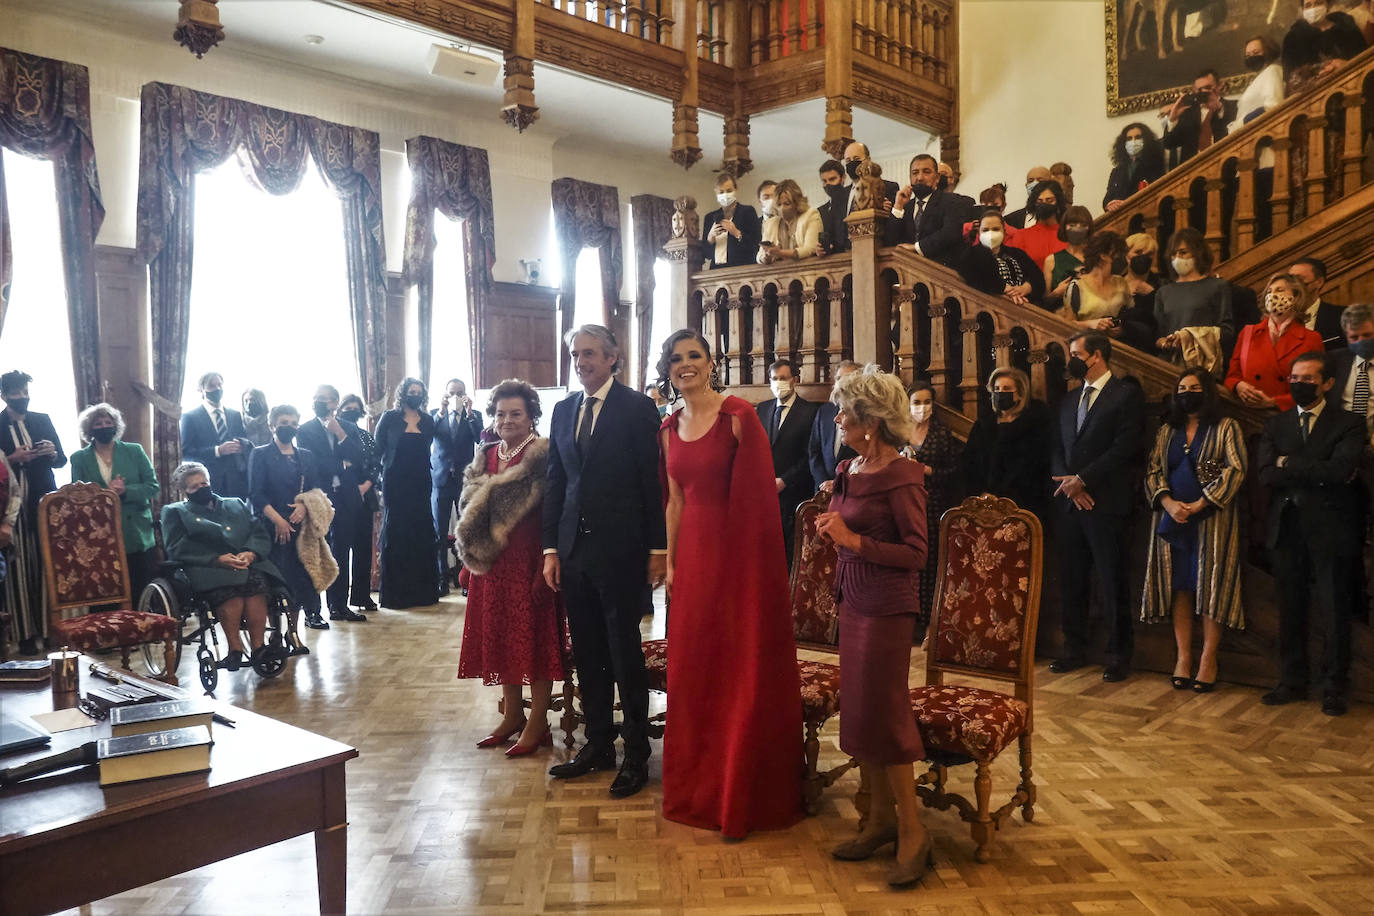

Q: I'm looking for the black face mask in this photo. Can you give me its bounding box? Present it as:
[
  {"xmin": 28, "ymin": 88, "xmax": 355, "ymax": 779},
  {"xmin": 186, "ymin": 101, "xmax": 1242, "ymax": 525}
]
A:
[
  {"xmin": 1289, "ymin": 381, "xmax": 1320, "ymax": 408},
  {"xmin": 187, "ymin": 486, "xmax": 214, "ymax": 506},
  {"xmin": 338, "ymin": 409, "xmax": 363, "ymax": 424},
  {"xmin": 1129, "ymin": 254, "xmax": 1154, "ymax": 275},
  {"xmin": 1035, "ymin": 203, "xmax": 1058, "ymax": 221},
  {"xmin": 911, "ymin": 183, "xmax": 934, "ymax": 199},
  {"xmin": 404, "ymin": 394, "xmax": 425, "ymax": 410},
  {"xmin": 992, "ymin": 391, "xmax": 1017, "ymax": 413},
  {"xmin": 245, "ymin": 400, "xmax": 266, "ymax": 418},
  {"xmin": 91, "ymin": 426, "xmax": 117, "ymax": 444},
  {"xmin": 4, "ymin": 397, "xmax": 29, "ymax": 414},
  {"xmin": 1067, "ymin": 356, "xmax": 1089, "ymax": 380},
  {"xmin": 312, "ymin": 400, "xmax": 331, "ymax": 419},
  {"xmin": 845, "ymin": 159, "xmax": 861, "ymax": 180},
  {"xmin": 1111, "ymin": 256, "xmax": 1128, "ymax": 275},
  {"xmin": 204, "ymin": 389, "xmax": 223, "ymax": 406},
  {"xmin": 1245, "ymin": 55, "xmax": 1266, "ymax": 72},
  {"xmin": 275, "ymin": 425, "xmax": 297, "ymax": 443},
  {"xmin": 1175, "ymin": 391, "xmax": 1205, "ymax": 415}
]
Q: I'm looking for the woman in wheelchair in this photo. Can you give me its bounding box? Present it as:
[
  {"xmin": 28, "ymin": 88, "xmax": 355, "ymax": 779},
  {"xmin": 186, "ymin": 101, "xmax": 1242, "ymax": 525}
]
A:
[{"xmin": 161, "ymin": 460, "xmax": 287, "ymax": 671}]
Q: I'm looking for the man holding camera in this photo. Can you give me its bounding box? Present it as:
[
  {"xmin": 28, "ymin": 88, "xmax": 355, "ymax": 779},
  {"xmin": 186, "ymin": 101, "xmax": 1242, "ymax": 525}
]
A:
[
  {"xmin": 1162, "ymin": 69, "xmax": 1239, "ymax": 165},
  {"xmin": 431, "ymin": 378, "xmax": 484, "ymax": 594},
  {"xmin": 297, "ymin": 384, "xmax": 369, "ymax": 624}
]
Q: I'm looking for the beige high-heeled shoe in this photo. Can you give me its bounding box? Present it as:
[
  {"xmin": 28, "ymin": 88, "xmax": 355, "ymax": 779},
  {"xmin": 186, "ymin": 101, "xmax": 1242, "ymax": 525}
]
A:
[
  {"xmin": 830, "ymin": 824, "xmax": 899, "ymax": 861},
  {"xmin": 887, "ymin": 832, "xmax": 934, "ymax": 888}
]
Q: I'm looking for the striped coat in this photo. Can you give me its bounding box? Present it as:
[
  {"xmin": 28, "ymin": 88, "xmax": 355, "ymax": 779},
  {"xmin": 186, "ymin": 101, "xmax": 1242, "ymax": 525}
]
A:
[{"xmin": 1140, "ymin": 417, "xmax": 1247, "ymax": 629}]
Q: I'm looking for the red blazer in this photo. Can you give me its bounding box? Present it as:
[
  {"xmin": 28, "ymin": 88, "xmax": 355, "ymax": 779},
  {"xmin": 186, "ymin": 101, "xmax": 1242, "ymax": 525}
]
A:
[{"xmin": 1225, "ymin": 320, "xmax": 1325, "ymax": 411}]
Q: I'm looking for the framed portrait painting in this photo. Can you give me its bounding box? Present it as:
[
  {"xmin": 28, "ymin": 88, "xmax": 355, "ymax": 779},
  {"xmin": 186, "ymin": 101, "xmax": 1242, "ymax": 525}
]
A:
[{"xmin": 1106, "ymin": 0, "xmax": 1293, "ymax": 115}]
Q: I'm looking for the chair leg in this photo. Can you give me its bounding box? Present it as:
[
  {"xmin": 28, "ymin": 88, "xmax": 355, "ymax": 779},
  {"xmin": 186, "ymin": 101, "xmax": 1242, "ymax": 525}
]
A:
[
  {"xmin": 972, "ymin": 760, "xmax": 994, "ymax": 863},
  {"xmin": 802, "ymin": 720, "xmax": 821, "ymax": 815},
  {"xmin": 558, "ymin": 678, "xmax": 579, "ymax": 750},
  {"xmin": 119, "ymin": 646, "xmax": 132, "ymax": 672},
  {"xmin": 161, "ymin": 639, "xmax": 180, "ymax": 686},
  {"xmin": 1019, "ymin": 733, "xmax": 1035, "ymax": 823}
]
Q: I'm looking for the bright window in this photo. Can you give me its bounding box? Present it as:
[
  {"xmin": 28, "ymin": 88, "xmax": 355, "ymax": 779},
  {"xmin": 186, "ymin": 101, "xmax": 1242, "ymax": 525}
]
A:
[
  {"xmin": 428, "ymin": 214, "xmax": 473, "ymax": 396},
  {"xmin": 648, "ymin": 259, "xmax": 674, "ymax": 383},
  {"xmin": 183, "ymin": 154, "xmax": 360, "ymax": 413},
  {"xmin": 0, "ymin": 148, "xmax": 77, "ymax": 483},
  {"xmin": 572, "ymin": 247, "xmax": 604, "ymax": 329}
]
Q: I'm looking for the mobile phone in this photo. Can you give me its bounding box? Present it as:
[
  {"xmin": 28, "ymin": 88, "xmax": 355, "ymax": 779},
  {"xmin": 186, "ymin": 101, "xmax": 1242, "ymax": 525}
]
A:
[{"xmin": 760, "ymin": 240, "xmax": 776, "ymax": 248}]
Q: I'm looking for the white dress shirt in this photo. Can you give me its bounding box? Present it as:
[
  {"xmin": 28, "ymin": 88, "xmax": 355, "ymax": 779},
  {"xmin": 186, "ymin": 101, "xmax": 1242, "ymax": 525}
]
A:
[
  {"xmin": 1341, "ymin": 354, "xmax": 1374, "ymax": 422},
  {"xmin": 575, "ymin": 376, "xmax": 615, "ymax": 438}
]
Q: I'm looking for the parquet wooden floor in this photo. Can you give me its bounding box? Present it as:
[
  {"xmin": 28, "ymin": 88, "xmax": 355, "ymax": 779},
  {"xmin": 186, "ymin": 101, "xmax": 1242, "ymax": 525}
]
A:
[{"xmin": 57, "ymin": 593, "xmax": 1374, "ymax": 915}]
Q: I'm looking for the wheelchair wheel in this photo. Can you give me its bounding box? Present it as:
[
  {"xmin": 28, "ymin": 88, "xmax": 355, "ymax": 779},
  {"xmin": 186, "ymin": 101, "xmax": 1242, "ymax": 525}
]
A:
[
  {"xmin": 197, "ymin": 646, "xmax": 219, "ymax": 694},
  {"xmin": 252, "ymin": 643, "xmax": 289, "ymax": 679},
  {"xmin": 138, "ymin": 579, "xmax": 189, "ymax": 677}
]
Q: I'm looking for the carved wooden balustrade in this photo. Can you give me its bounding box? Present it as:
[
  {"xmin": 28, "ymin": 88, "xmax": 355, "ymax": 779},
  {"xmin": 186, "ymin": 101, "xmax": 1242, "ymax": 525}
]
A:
[{"xmin": 1095, "ymin": 47, "xmax": 1374, "ymax": 274}]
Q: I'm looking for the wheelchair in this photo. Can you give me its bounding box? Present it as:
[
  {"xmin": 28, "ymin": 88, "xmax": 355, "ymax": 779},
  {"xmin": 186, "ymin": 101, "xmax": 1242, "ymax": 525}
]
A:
[{"xmin": 136, "ymin": 562, "xmax": 294, "ymax": 694}]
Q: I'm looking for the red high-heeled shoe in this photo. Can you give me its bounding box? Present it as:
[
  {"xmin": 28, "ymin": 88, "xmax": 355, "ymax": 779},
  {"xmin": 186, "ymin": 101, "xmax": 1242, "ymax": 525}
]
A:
[
  {"xmin": 476, "ymin": 719, "xmax": 527, "ymax": 749},
  {"xmin": 504, "ymin": 728, "xmax": 553, "ymax": 757}
]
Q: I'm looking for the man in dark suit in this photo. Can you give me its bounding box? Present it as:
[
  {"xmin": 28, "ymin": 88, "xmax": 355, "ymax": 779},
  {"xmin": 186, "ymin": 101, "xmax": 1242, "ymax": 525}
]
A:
[
  {"xmin": 1290, "ymin": 258, "xmax": 1346, "ymax": 350},
  {"xmin": 1325, "ymin": 303, "xmax": 1374, "ymax": 418},
  {"xmin": 809, "ymin": 360, "xmax": 860, "ymax": 490},
  {"xmin": 1004, "ymin": 166, "xmax": 1050, "ymax": 230},
  {"xmin": 179, "ymin": 371, "xmax": 252, "ymax": 500},
  {"xmin": 1258, "ymin": 351, "xmax": 1366, "ymax": 717},
  {"xmin": 1049, "ymin": 332, "xmax": 1146, "ymax": 682},
  {"xmin": 815, "ymin": 159, "xmax": 845, "ymax": 254},
  {"xmin": 1162, "ymin": 69, "xmax": 1239, "ymax": 164},
  {"xmin": 431, "ymin": 377, "xmax": 484, "ymax": 594},
  {"xmin": 887, "ymin": 153, "xmax": 968, "ymax": 266},
  {"xmin": 543, "ymin": 324, "xmax": 666, "ymax": 798},
  {"xmin": 297, "ymin": 384, "xmax": 369, "ymax": 625},
  {"xmin": 756, "ymin": 359, "xmax": 820, "ymax": 566},
  {"xmin": 825, "ymin": 140, "xmax": 900, "ymax": 253}
]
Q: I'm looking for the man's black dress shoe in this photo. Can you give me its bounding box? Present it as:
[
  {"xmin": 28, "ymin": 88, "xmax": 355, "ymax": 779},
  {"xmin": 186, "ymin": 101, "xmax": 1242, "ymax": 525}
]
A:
[
  {"xmin": 609, "ymin": 758, "xmax": 648, "ymax": 798},
  {"xmin": 1322, "ymin": 693, "xmax": 1348, "ymax": 716},
  {"xmin": 1102, "ymin": 663, "xmax": 1131, "ymax": 683},
  {"xmin": 304, "ymin": 613, "xmax": 330, "ymax": 630},
  {"xmin": 329, "ymin": 608, "xmax": 368, "ymax": 622},
  {"xmin": 548, "ymin": 744, "xmax": 617, "ymax": 779},
  {"xmin": 355, "ymin": 600, "xmax": 379, "ymax": 613},
  {"xmin": 1048, "ymin": 656, "xmax": 1085, "ymax": 674},
  {"xmin": 1260, "ymin": 684, "xmax": 1307, "ymax": 705}
]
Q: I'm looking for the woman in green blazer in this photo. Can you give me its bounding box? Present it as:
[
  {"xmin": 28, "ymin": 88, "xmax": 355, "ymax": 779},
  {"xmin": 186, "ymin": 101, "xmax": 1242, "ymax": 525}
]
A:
[
  {"xmin": 70, "ymin": 404, "xmax": 161, "ymax": 602},
  {"xmin": 161, "ymin": 460, "xmax": 286, "ymax": 671}
]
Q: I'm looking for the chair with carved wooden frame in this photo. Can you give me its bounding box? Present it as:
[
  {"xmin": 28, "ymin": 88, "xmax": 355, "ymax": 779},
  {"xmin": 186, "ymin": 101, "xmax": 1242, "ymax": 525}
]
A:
[
  {"xmin": 38, "ymin": 482, "xmax": 179, "ymax": 683},
  {"xmin": 640, "ymin": 487, "xmax": 852, "ymax": 813},
  {"xmin": 910, "ymin": 493, "xmax": 1042, "ymax": 862}
]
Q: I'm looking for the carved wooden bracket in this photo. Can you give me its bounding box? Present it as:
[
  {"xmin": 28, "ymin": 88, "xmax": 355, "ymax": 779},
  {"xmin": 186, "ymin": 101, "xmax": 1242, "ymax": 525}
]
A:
[
  {"xmin": 175, "ymin": 0, "xmax": 224, "ymax": 58},
  {"xmin": 720, "ymin": 115, "xmax": 753, "ymax": 178},
  {"xmin": 1027, "ymin": 348, "xmax": 1049, "ymax": 364},
  {"xmin": 671, "ymin": 102, "xmax": 703, "ymax": 169},
  {"xmin": 501, "ymin": 53, "xmax": 539, "ymax": 132},
  {"xmin": 822, "ymin": 95, "xmax": 853, "ymax": 158}
]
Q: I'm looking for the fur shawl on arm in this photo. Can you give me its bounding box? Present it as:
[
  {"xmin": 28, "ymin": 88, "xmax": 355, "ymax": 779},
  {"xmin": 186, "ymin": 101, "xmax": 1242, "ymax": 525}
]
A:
[{"xmin": 455, "ymin": 438, "xmax": 550, "ymax": 575}]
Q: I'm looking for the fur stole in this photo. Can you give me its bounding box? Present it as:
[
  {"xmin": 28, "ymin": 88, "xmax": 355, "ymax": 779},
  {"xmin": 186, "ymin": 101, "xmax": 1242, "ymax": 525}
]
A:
[
  {"xmin": 294, "ymin": 487, "xmax": 339, "ymax": 592},
  {"xmin": 455, "ymin": 438, "xmax": 549, "ymax": 575}
]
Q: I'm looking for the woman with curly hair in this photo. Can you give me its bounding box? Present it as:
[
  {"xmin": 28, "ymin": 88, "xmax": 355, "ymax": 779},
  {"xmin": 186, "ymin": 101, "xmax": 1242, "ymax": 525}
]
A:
[
  {"xmin": 456, "ymin": 380, "xmax": 568, "ymax": 756},
  {"xmin": 1104, "ymin": 123, "xmax": 1165, "ymax": 212},
  {"xmin": 375, "ymin": 378, "xmax": 439, "ymax": 608}
]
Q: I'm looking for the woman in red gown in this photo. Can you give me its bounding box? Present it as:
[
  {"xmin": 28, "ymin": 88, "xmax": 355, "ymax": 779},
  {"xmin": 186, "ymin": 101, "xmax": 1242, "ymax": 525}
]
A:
[
  {"xmin": 656, "ymin": 328, "xmax": 803, "ymax": 838},
  {"xmin": 456, "ymin": 380, "xmax": 568, "ymax": 756}
]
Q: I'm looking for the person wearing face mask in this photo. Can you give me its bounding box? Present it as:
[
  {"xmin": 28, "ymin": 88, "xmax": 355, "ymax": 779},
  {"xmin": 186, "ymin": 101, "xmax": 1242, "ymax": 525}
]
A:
[
  {"xmin": 1161, "ymin": 69, "xmax": 1238, "ymax": 165},
  {"xmin": 899, "ymin": 382, "xmax": 963, "ymax": 639},
  {"xmin": 958, "ymin": 208, "xmax": 1047, "ymax": 308},
  {"xmin": 1288, "ymin": 257, "xmax": 1346, "ymax": 350},
  {"xmin": 1012, "ymin": 180, "xmax": 1069, "ymax": 273},
  {"xmin": 889, "ymin": 154, "xmax": 966, "ymax": 266},
  {"xmin": 1141, "ymin": 368, "xmax": 1248, "ymax": 694},
  {"xmin": 824, "ymin": 140, "xmax": 899, "ymax": 253},
  {"xmin": 1044, "ymin": 205, "xmax": 1094, "ymax": 308},
  {"xmin": 1282, "ymin": 0, "xmax": 1367, "ymax": 93},
  {"xmin": 1104, "ymin": 123, "xmax": 1165, "ymax": 213},
  {"xmin": 241, "ymin": 388, "xmax": 272, "ymax": 447},
  {"xmin": 1225, "ymin": 274, "xmax": 1324, "ymax": 410},
  {"xmin": 1323, "ymin": 302, "xmax": 1374, "ymax": 421},
  {"xmin": 180, "ymin": 371, "xmax": 252, "ymax": 501},
  {"xmin": 1049, "ymin": 332, "xmax": 1147, "ymax": 683},
  {"xmin": 0, "ymin": 369, "xmax": 66, "ymax": 655},
  {"xmin": 1065, "ymin": 232, "xmax": 1139, "ymax": 343},
  {"xmin": 755, "ymin": 359, "xmax": 820, "ymax": 566},
  {"xmin": 702, "ymin": 174, "xmax": 761, "ymax": 269},
  {"xmin": 756, "ymin": 179, "xmax": 777, "ymax": 221},
  {"xmin": 70, "ymin": 403, "xmax": 160, "ymax": 603},
  {"xmin": 375, "ymin": 378, "xmax": 441, "ymax": 609},
  {"xmin": 1003, "ymin": 166, "xmax": 1050, "ymax": 230},
  {"xmin": 962, "ymin": 368, "xmax": 1052, "ymax": 523},
  {"xmin": 336, "ymin": 394, "xmax": 380, "ymax": 612},
  {"xmin": 249, "ymin": 404, "xmax": 325, "ymax": 640},
  {"xmin": 431, "ymin": 378, "xmax": 484, "ymax": 595},
  {"xmin": 1154, "ymin": 228, "xmax": 1235, "ymax": 375},
  {"xmin": 296, "ymin": 384, "xmax": 368, "ymax": 623},
  {"xmin": 814, "ymin": 159, "xmax": 845, "ymax": 255},
  {"xmin": 1257, "ymin": 351, "xmax": 1365, "ymax": 716},
  {"xmin": 757, "ymin": 179, "xmax": 823, "ymax": 265}
]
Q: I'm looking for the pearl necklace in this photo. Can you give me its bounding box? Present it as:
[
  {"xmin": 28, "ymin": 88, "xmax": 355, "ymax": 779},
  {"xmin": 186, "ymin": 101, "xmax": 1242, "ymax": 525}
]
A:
[{"xmin": 497, "ymin": 432, "xmax": 537, "ymax": 462}]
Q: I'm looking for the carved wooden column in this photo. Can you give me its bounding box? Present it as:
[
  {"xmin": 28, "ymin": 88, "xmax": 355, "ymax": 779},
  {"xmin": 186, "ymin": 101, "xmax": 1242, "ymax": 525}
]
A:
[
  {"xmin": 822, "ymin": 0, "xmax": 854, "ymax": 157},
  {"xmin": 701, "ymin": 298, "xmax": 721, "ymax": 374},
  {"xmin": 926, "ymin": 299, "xmax": 950, "ymax": 402},
  {"xmin": 826, "ymin": 290, "xmax": 847, "ymax": 382},
  {"xmin": 776, "ymin": 289, "xmax": 793, "ymax": 368},
  {"xmin": 1027, "ymin": 346, "xmax": 1048, "ymax": 401},
  {"xmin": 721, "ymin": 115, "xmax": 752, "ymax": 178},
  {"xmin": 725, "ymin": 296, "xmax": 745, "ymax": 385},
  {"xmin": 662, "ymin": 197, "xmax": 704, "ymax": 331},
  {"xmin": 800, "ymin": 290, "xmax": 822, "ymax": 384},
  {"xmin": 749, "ymin": 1, "xmax": 767, "ymax": 63},
  {"xmin": 751, "ymin": 293, "xmax": 769, "ymax": 382},
  {"xmin": 893, "ymin": 288, "xmax": 916, "ymax": 387},
  {"xmin": 1204, "ymin": 177, "xmax": 1226, "ymax": 258},
  {"xmin": 1233, "ymin": 157, "xmax": 1257, "ymax": 252},
  {"xmin": 992, "ymin": 332, "xmax": 1013, "ymax": 369},
  {"xmin": 1305, "ymin": 115, "xmax": 1328, "ymax": 215},
  {"xmin": 502, "ymin": 0, "xmax": 539, "ymax": 131},
  {"xmin": 1170, "ymin": 197, "xmax": 1192, "ymax": 238},
  {"xmin": 1271, "ymin": 137, "xmax": 1293, "ymax": 235},
  {"xmin": 671, "ymin": 0, "xmax": 703, "ymax": 168},
  {"xmin": 845, "ymin": 207, "xmax": 892, "ymax": 370},
  {"xmin": 1341, "ymin": 94, "xmax": 1365, "ymax": 196},
  {"xmin": 957, "ymin": 316, "xmax": 980, "ymax": 414}
]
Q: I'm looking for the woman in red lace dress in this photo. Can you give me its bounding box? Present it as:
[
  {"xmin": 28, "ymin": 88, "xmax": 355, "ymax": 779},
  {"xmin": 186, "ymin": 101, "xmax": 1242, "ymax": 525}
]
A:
[
  {"xmin": 456, "ymin": 380, "xmax": 568, "ymax": 757},
  {"xmin": 656, "ymin": 329, "xmax": 803, "ymax": 839}
]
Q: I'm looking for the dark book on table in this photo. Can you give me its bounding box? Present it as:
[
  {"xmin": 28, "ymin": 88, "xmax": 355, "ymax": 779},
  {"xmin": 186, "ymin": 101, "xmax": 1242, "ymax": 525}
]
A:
[
  {"xmin": 111, "ymin": 699, "xmax": 215, "ymax": 737},
  {"xmin": 98, "ymin": 725, "xmax": 213, "ymax": 786},
  {"xmin": 0, "ymin": 660, "xmax": 52, "ymax": 683}
]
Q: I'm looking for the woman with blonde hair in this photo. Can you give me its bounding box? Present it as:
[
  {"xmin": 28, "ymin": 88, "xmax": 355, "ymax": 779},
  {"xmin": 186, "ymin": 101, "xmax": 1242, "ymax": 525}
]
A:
[
  {"xmin": 1224, "ymin": 272, "xmax": 1323, "ymax": 410},
  {"xmin": 758, "ymin": 178, "xmax": 822, "ymax": 264},
  {"xmin": 819, "ymin": 365, "xmax": 932, "ymax": 887}
]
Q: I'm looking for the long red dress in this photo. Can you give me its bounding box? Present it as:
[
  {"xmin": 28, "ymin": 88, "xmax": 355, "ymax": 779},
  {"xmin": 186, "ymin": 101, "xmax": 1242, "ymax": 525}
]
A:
[
  {"xmin": 661, "ymin": 396, "xmax": 803, "ymax": 838},
  {"xmin": 457, "ymin": 447, "xmax": 568, "ymax": 685}
]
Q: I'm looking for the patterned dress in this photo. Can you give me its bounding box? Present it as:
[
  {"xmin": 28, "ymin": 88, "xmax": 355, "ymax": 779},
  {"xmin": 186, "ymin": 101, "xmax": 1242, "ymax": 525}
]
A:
[{"xmin": 903, "ymin": 416, "xmax": 963, "ymax": 636}]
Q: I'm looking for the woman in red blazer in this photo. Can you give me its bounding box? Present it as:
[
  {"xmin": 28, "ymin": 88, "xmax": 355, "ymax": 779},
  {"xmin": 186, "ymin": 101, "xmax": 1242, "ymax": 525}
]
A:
[{"xmin": 1225, "ymin": 273, "xmax": 1324, "ymax": 411}]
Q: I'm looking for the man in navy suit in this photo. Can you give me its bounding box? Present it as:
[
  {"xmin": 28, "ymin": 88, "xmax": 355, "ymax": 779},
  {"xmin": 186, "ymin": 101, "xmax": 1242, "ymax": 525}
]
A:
[
  {"xmin": 809, "ymin": 361, "xmax": 861, "ymax": 490},
  {"xmin": 542, "ymin": 325, "xmax": 666, "ymax": 798},
  {"xmin": 431, "ymin": 377, "xmax": 484, "ymax": 594},
  {"xmin": 1049, "ymin": 332, "xmax": 1146, "ymax": 683},
  {"xmin": 888, "ymin": 153, "xmax": 969, "ymax": 266},
  {"xmin": 297, "ymin": 384, "xmax": 368, "ymax": 624},
  {"xmin": 756, "ymin": 359, "xmax": 820, "ymax": 566},
  {"xmin": 179, "ymin": 371, "xmax": 252, "ymax": 500}
]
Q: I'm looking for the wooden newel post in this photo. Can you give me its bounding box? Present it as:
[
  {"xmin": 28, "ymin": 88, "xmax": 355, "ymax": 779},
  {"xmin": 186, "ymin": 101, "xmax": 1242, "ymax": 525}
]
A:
[
  {"xmin": 663, "ymin": 195, "xmax": 704, "ymax": 333},
  {"xmin": 844, "ymin": 160, "xmax": 892, "ymax": 370}
]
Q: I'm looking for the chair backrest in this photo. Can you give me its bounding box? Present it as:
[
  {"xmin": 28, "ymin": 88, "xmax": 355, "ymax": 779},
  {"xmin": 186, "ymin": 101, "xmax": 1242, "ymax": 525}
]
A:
[
  {"xmin": 38, "ymin": 482, "xmax": 132, "ymax": 617},
  {"xmin": 927, "ymin": 494, "xmax": 1042, "ymax": 688},
  {"xmin": 789, "ymin": 487, "xmax": 840, "ymax": 650}
]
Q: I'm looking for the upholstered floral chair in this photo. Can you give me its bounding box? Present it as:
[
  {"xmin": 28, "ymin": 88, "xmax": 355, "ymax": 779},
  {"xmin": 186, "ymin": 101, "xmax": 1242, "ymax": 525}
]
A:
[
  {"xmin": 38, "ymin": 483, "xmax": 179, "ymax": 683},
  {"xmin": 641, "ymin": 488, "xmax": 851, "ymax": 812},
  {"xmin": 910, "ymin": 493, "xmax": 1042, "ymax": 862}
]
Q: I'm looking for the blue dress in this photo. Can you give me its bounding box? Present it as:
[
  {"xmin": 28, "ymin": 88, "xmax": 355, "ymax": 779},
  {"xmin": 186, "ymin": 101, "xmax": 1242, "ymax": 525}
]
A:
[{"xmin": 1166, "ymin": 431, "xmax": 1200, "ymax": 592}]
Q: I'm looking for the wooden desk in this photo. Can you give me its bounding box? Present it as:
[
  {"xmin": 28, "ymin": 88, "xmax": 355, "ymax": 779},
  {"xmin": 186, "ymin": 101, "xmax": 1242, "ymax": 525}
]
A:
[{"xmin": 0, "ymin": 663, "xmax": 358, "ymax": 915}]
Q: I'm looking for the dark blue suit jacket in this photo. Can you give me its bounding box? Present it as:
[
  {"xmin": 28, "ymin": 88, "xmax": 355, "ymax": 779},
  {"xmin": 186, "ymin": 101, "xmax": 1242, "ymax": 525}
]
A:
[
  {"xmin": 808, "ymin": 401, "xmax": 857, "ymax": 490},
  {"xmin": 296, "ymin": 417, "xmax": 366, "ymax": 503},
  {"xmin": 180, "ymin": 404, "xmax": 251, "ymax": 498},
  {"xmin": 248, "ymin": 443, "xmax": 321, "ymax": 519},
  {"xmin": 542, "ymin": 381, "xmax": 666, "ymax": 564},
  {"xmin": 430, "ymin": 407, "xmax": 484, "ymax": 489},
  {"xmin": 1050, "ymin": 374, "xmax": 1146, "ymax": 517},
  {"xmin": 0, "ymin": 410, "xmax": 67, "ymax": 517}
]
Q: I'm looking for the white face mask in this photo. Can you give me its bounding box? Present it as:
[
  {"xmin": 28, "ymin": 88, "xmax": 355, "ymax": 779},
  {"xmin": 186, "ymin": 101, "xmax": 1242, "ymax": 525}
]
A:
[
  {"xmin": 1025, "ymin": 182, "xmax": 1038, "ymax": 197},
  {"xmin": 770, "ymin": 379, "xmax": 794, "ymax": 401},
  {"xmin": 1172, "ymin": 256, "xmax": 1196, "ymax": 276},
  {"xmin": 760, "ymin": 197, "xmax": 775, "ymax": 217},
  {"xmin": 911, "ymin": 404, "xmax": 932, "ymax": 423},
  {"xmin": 1125, "ymin": 138, "xmax": 1144, "ymax": 157},
  {"xmin": 1302, "ymin": 4, "xmax": 1327, "ymax": 24},
  {"xmin": 716, "ymin": 191, "xmax": 736, "ymax": 208},
  {"xmin": 980, "ymin": 229, "xmax": 1005, "ymax": 249}
]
